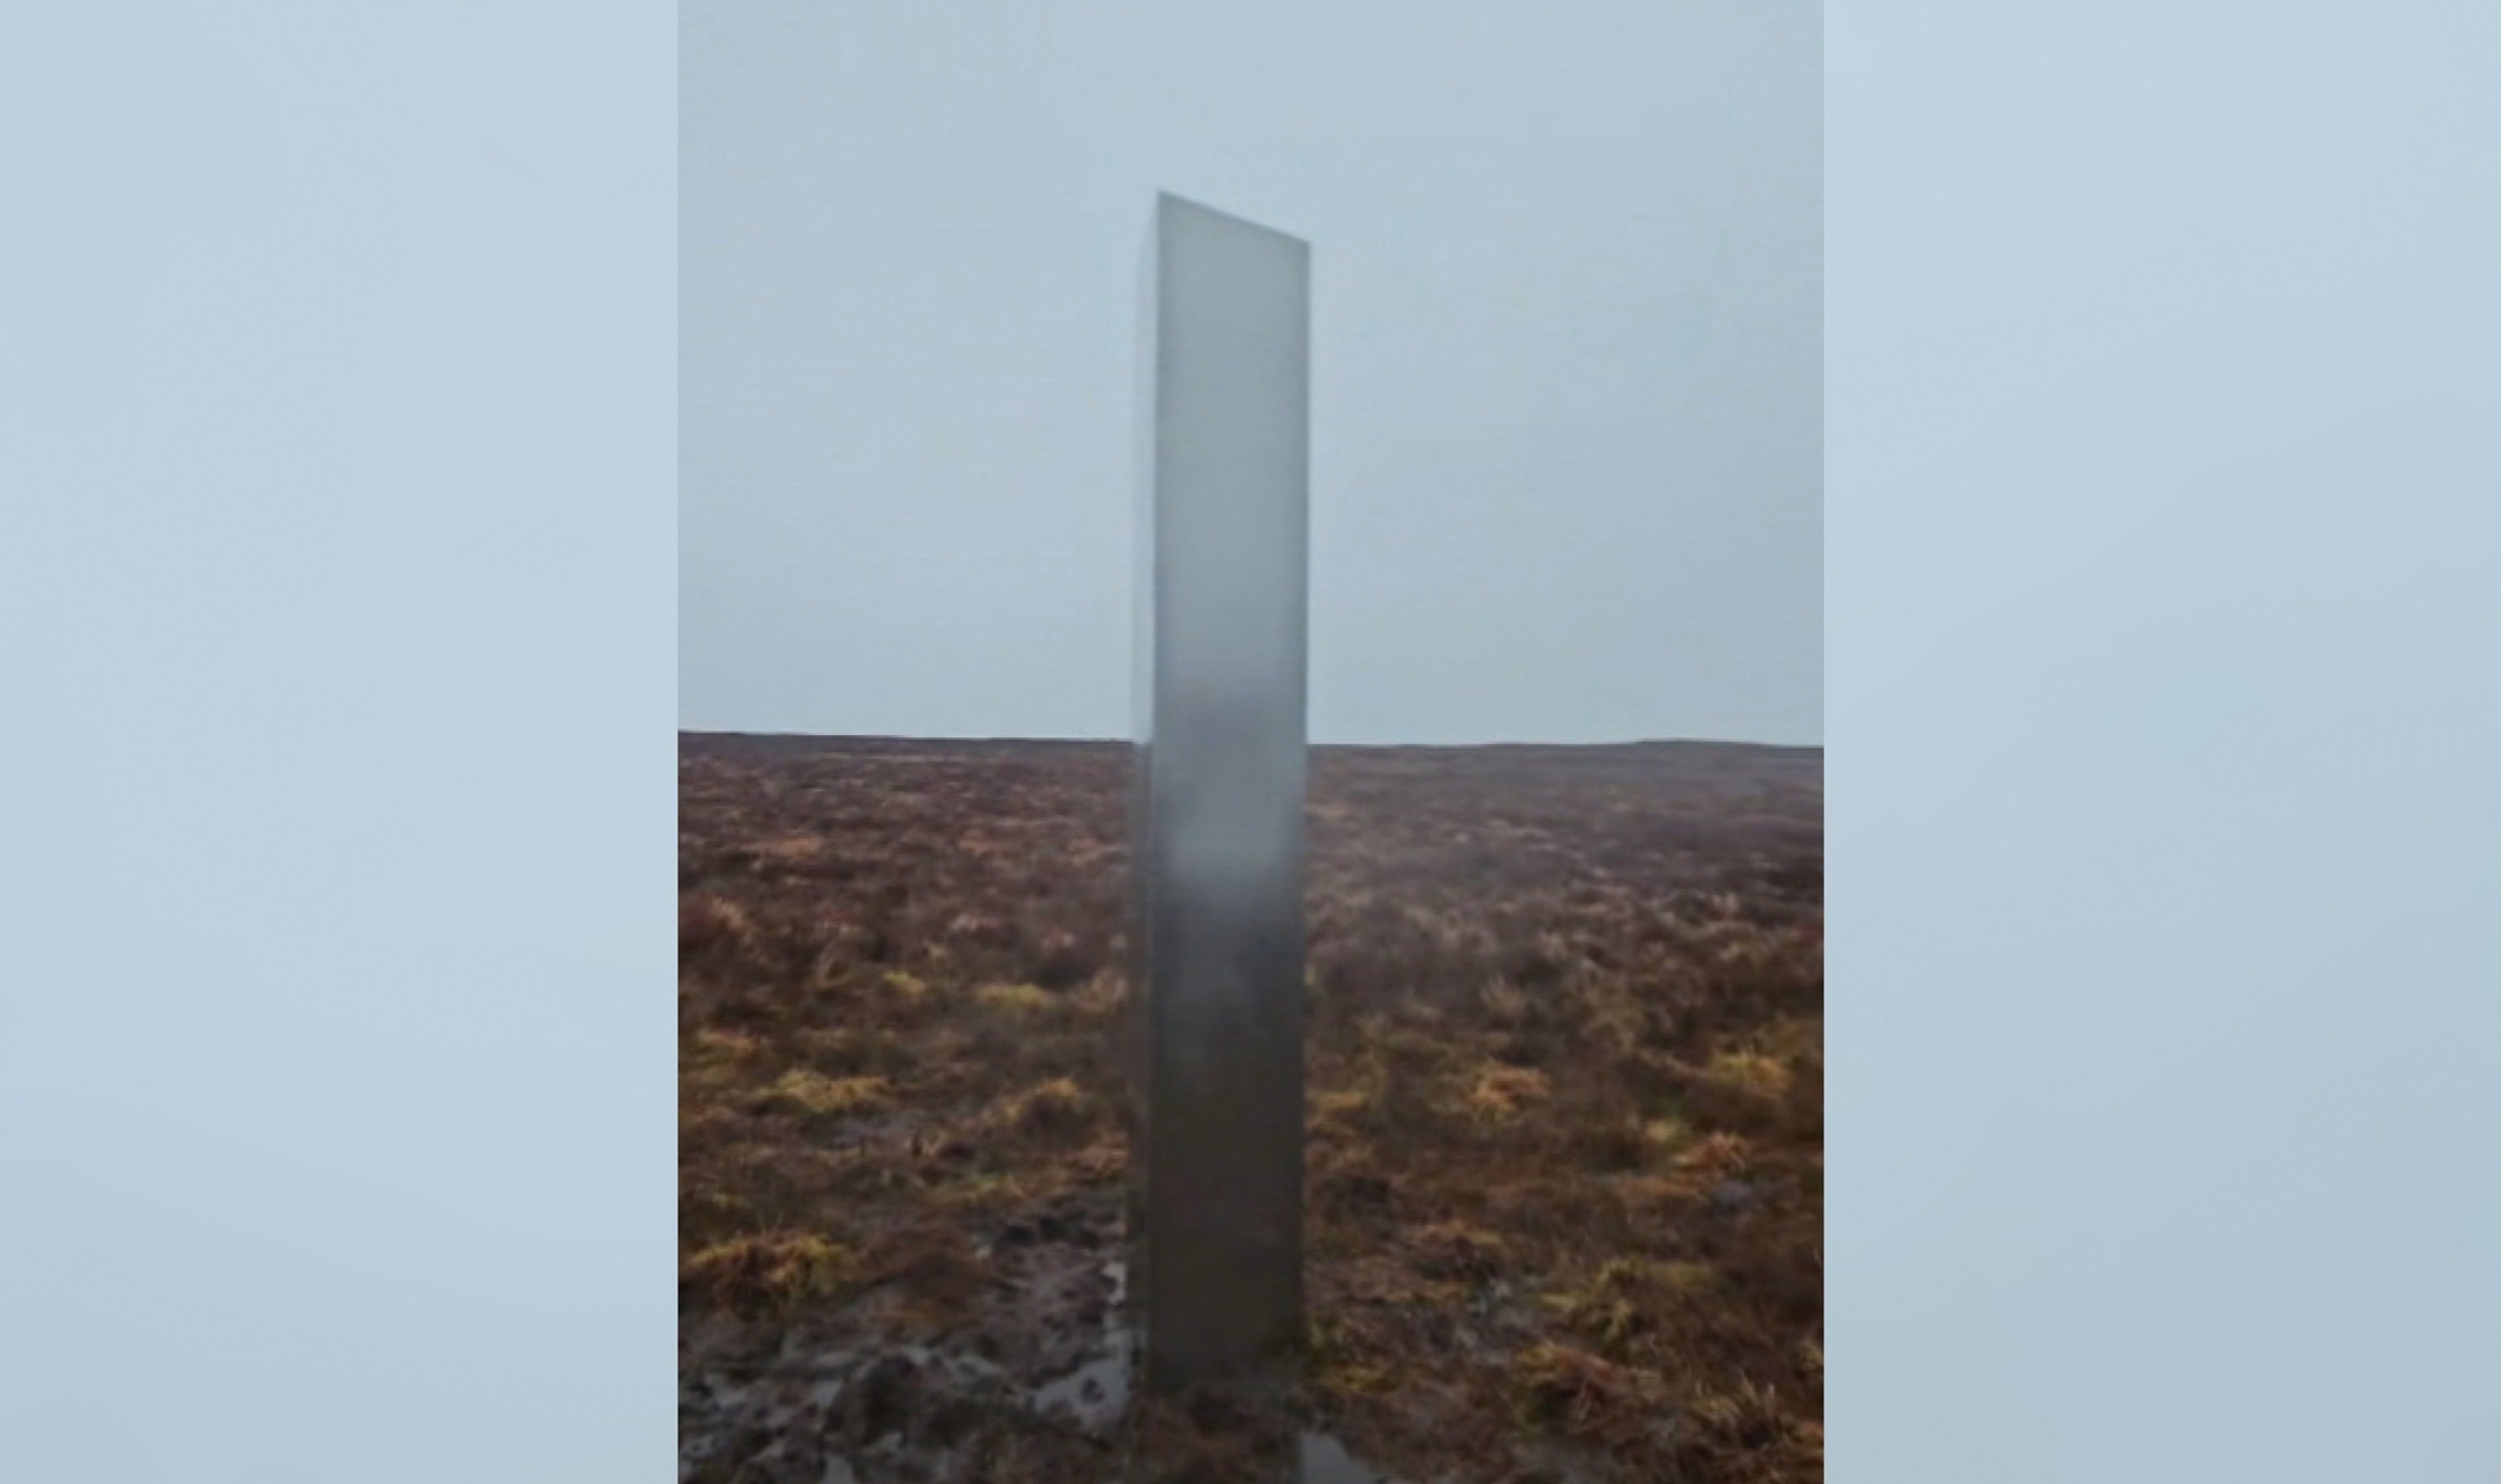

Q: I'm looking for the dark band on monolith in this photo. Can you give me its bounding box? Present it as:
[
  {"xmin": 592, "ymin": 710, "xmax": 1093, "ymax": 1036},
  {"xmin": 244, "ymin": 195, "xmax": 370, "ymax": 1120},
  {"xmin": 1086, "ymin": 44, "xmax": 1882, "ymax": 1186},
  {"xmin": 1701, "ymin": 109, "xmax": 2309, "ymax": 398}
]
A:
[{"xmin": 1126, "ymin": 193, "xmax": 1311, "ymax": 1394}]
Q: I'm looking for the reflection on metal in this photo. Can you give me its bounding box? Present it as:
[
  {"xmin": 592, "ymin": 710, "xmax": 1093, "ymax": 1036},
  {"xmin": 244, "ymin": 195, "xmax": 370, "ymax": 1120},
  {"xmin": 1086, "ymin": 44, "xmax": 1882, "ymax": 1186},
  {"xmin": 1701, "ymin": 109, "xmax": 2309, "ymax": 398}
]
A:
[{"xmin": 1127, "ymin": 193, "xmax": 1312, "ymax": 1393}]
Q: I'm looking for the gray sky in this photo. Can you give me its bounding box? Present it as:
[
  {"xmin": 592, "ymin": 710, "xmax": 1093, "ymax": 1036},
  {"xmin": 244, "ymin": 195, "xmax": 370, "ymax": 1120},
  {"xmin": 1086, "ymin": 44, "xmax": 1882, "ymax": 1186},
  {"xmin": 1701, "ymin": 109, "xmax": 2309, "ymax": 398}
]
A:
[{"xmin": 681, "ymin": 2, "xmax": 1819, "ymax": 745}]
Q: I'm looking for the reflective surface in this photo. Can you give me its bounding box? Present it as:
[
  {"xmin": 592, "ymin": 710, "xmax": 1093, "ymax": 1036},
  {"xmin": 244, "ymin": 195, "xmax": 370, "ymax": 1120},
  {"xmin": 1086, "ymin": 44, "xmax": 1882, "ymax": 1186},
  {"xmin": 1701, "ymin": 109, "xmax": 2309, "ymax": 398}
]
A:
[{"xmin": 1128, "ymin": 194, "xmax": 1312, "ymax": 1393}]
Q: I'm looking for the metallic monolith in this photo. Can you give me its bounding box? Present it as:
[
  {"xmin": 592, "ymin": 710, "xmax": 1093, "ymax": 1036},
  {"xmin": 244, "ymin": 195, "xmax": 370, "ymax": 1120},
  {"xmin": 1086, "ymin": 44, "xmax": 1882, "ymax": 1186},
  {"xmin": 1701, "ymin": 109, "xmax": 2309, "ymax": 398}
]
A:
[{"xmin": 1126, "ymin": 193, "xmax": 1312, "ymax": 1393}]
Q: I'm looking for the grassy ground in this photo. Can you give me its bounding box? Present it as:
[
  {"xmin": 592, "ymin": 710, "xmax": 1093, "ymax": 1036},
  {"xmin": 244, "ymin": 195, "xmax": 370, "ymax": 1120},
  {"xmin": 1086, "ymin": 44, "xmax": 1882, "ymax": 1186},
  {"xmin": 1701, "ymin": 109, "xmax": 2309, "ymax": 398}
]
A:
[{"xmin": 680, "ymin": 736, "xmax": 1822, "ymax": 1484}]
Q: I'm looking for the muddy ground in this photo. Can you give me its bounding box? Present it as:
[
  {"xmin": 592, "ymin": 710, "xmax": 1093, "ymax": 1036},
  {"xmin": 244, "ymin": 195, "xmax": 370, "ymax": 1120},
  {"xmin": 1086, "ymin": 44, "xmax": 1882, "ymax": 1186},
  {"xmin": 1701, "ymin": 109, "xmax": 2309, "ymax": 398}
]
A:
[{"xmin": 680, "ymin": 736, "xmax": 1822, "ymax": 1484}]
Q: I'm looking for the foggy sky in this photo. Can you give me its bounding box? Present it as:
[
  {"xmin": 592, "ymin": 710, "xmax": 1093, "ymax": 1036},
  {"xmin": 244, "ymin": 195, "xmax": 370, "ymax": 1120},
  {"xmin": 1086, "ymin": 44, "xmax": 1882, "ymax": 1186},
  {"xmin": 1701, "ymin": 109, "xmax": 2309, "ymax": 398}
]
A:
[{"xmin": 681, "ymin": 3, "xmax": 1820, "ymax": 745}]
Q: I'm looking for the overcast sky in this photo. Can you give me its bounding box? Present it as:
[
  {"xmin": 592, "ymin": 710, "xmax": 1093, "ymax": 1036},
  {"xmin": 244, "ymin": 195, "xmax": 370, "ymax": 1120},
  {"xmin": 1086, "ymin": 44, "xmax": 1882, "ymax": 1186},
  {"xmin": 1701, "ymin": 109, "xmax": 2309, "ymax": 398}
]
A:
[{"xmin": 681, "ymin": 2, "xmax": 1819, "ymax": 746}]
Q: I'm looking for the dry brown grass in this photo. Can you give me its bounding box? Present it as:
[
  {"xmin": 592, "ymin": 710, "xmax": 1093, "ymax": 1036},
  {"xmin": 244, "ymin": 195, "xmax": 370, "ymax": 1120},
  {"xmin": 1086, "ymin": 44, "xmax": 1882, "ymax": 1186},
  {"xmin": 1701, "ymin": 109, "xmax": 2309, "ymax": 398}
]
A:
[
  {"xmin": 681, "ymin": 1232, "xmax": 859, "ymax": 1315},
  {"xmin": 679, "ymin": 734, "xmax": 1820, "ymax": 1483}
]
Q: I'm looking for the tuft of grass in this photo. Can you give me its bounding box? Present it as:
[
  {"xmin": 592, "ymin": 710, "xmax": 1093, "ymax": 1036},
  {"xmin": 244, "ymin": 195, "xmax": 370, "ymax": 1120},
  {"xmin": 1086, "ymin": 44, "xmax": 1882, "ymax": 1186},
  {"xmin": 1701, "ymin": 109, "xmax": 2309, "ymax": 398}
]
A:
[
  {"xmin": 992, "ymin": 1076, "xmax": 1097, "ymax": 1137},
  {"xmin": 682, "ymin": 1030, "xmax": 767, "ymax": 1097},
  {"xmin": 1314, "ymin": 1359, "xmax": 1395, "ymax": 1399},
  {"xmin": 1510, "ymin": 1341, "xmax": 1664, "ymax": 1439},
  {"xmin": 927, "ymin": 1169, "xmax": 1039, "ymax": 1212},
  {"xmin": 1478, "ymin": 976, "xmax": 1530, "ymax": 1025},
  {"xmin": 1464, "ymin": 1064, "xmax": 1551, "ymax": 1123},
  {"xmin": 1572, "ymin": 978, "xmax": 1649, "ymax": 1057},
  {"xmin": 680, "ymin": 1232, "xmax": 856, "ymax": 1314},
  {"xmin": 1677, "ymin": 1130, "xmax": 1754, "ymax": 1180},
  {"xmin": 974, "ymin": 981, "xmax": 1056, "ymax": 1015},
  {"xmin": 1677, "ymin": 1377, "xmax": 1801, "ymax": 1471},
  {"xmin": 1305, "ymin": 1312, "xmax": 1397, "ymax": 1399},
  {"xmin": 1660, "ymin": 1259, "xmax": 1719, "ymax": 1294},
  {"xmin": 1641, "ymin": 1114, "xmax": 1694, "ymax": 1152},
  {"xmin": 1409, "ymin": 1220, "xmax": 1513, "ymax": 1281},
  {"xmin": 858, "ymin": 1226, "xmax": 992, "ymax": 1327},
  {"xmin": 687, "ymin": 1028, "xmax": 764, "ymax": 1062},
  {"xmin": 679, "ymin": 892, "xmax": 752, "ymax": 956},
  {"xmin": 752, "ymin": 835, "xmax": 826, "ymax": 865},
  {"xmin": 1312, "ymin": 1084, "xmax": 1373, "ymax": 1122},
  {"xmin": 1067, "ymin": 970, "xmax": 1128, "ymax": 1021},
  {"xmin": 1704, "ymin": 1048, "xmax": 1794, "ymax": 1099},
  {"xmin": 1067, "ymin": 1134, "xmax": 1128, "ymax": 1184},
  {"xmin": 767, "ymin": 1070, "xmax": 891, "ymax": 1117},
  {"xmin": 1544, "ymin": 1256, "xmax": 1726, "ymax": 1351}
]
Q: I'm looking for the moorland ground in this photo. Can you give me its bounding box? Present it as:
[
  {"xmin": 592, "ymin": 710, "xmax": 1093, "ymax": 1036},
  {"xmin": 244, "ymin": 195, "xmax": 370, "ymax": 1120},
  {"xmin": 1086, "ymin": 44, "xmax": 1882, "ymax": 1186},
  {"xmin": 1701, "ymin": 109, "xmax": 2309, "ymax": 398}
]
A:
[{"xmin": 680, "ymin": 735, "xmax": 1822, "ymax": 1484}]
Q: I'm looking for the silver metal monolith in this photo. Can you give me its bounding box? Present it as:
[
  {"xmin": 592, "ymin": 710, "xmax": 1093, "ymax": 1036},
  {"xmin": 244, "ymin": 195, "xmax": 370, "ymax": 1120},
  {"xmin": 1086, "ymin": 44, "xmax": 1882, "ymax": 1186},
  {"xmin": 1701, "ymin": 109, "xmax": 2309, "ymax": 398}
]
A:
[{"xmin": 1125, "ymin": 193, "xmax": 1312, "ymax": 1394}]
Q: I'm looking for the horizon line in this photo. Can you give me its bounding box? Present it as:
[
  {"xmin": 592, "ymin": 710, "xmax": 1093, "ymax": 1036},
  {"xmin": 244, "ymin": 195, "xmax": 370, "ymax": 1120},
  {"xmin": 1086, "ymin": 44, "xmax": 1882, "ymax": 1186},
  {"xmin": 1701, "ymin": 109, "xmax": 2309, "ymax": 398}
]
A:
[{"xmin": 677, "ymin": 728, "xmax": 1822, "ymax": 751}]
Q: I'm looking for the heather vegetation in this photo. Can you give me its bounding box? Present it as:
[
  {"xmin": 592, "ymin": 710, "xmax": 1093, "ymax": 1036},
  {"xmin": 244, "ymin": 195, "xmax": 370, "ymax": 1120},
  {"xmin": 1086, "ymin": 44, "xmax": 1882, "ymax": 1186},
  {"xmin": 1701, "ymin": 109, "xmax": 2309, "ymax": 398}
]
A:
[{"xmin": 680, "ymin": 736, "xmax": 1821, "ymax": 1484}]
